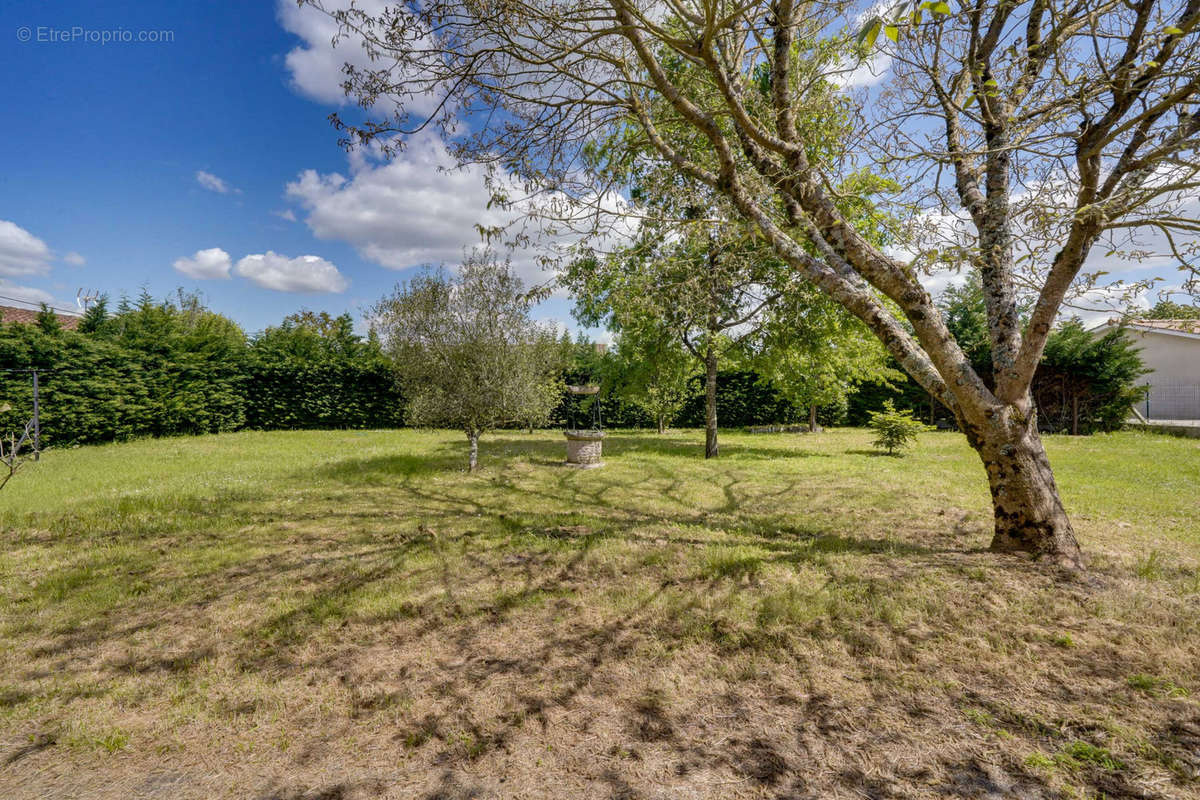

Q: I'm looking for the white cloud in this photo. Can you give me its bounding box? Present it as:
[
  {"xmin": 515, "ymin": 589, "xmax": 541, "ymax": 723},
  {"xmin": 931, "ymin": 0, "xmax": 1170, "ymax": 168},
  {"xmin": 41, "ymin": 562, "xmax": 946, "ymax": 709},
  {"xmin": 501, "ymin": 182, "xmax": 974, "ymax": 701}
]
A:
[
  {"xmin": 0, "ymin": 280, "xmax": 55, "ymax": 307},
  {"xmin": 277, "ymin": 0, "xmax": 446, "ymax": 118},
  {"xmin": 833, "ymin": 48, "xmax": 892, "ymax": 89},
  {"xmin": 277, "ymin": 0, "xmax": 389, "ymax": 105},
  {"xmin": 234, "ymin": 251, "xmax": 348, "ymax": 293},
  {"xmin": 63, "ymin": 251, "xmax": 86, "ymax": 267},
  {"xmin": 272, "ymin": 208, "xmax": 297, "ymax": 222},
  {"xmin": 286, "ymin": 133, "xmax": 510, "ymax": 271},
  {"xmin": 0, "ymin": 220, "xmax": 53, "ymax": 277},
  {"xmin": 173, "ymin": 247, "xmax": 233, "ymax": 280},
  {"xmin": 282, "ymin": 131, "xmax": 605, "ymax": 292},
  {"xmin": 195, "ymin": 170, "xmax": 239, "ymax": 194}
]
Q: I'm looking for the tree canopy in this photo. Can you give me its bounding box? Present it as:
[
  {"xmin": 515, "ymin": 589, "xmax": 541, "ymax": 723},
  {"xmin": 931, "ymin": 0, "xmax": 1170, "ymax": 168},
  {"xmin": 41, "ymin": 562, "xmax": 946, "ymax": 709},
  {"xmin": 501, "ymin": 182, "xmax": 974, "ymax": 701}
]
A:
[{"xmin": 371, "ymin": 254, "xmax": 564, "ymax": 470}]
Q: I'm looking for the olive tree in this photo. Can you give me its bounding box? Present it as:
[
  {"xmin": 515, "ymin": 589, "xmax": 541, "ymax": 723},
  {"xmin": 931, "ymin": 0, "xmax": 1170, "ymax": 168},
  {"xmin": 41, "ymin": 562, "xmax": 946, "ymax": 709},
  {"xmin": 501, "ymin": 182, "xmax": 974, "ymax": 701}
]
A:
[
  {"xmin": 372, "ymin": 254, "xmax": 564, "ymax": 470},
  {"xmin": 307, "ymin": 0, "xmax": 1200, "ymax": 570}
]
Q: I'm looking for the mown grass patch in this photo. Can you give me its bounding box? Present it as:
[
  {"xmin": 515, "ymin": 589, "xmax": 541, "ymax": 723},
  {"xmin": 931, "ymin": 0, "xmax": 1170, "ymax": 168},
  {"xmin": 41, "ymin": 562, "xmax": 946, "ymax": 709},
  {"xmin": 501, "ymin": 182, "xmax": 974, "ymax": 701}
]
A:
[{"xmin": 0, "ymin": 427, "xmax": 1197, "ymax": 799}]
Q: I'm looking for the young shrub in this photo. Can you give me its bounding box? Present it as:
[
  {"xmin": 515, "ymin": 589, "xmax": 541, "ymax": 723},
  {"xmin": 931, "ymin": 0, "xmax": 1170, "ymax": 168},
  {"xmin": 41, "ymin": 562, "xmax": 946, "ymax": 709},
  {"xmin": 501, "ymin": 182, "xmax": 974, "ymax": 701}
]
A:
[{"xmin": 868, "ymin": 401, "xmax": 931, "ymax": 456}]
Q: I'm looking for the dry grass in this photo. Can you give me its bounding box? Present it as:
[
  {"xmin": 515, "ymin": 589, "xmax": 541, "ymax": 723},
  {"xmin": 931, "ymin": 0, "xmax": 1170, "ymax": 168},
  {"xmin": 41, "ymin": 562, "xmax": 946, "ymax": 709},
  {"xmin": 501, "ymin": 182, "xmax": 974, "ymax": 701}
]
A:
[{"xmin": 0, "ymin": 427, "xmax": 1198, "ymax": 799}]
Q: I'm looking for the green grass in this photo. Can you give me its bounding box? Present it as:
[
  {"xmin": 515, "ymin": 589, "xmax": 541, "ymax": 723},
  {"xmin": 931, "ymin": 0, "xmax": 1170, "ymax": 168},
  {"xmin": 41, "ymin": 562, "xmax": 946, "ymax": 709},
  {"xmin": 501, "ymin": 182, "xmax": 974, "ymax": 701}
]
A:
[{"xmin": 1, "ymin": 427, "xmax": 1198, "ymax": 799}]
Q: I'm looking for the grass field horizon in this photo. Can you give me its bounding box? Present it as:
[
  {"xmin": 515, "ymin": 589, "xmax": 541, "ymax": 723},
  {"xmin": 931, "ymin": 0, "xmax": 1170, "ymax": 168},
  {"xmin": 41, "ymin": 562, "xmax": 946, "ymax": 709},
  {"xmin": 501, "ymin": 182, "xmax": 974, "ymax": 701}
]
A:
[{"xmin": 2, "ymin": 427, "xmax": 1198, "ymax": 799}]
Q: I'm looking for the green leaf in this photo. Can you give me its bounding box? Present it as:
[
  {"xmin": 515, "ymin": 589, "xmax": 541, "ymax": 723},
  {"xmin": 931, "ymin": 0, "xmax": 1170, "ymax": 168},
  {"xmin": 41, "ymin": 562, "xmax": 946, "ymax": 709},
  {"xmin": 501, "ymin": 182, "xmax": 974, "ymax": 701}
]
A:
[
  {"xmin": 931, "ymin": 1, "xmax": 952, "ymax": 15},
  {"xmin": 884, "ymin": 24, "xmax": 899, "ymax": 43},
  {"xmin": 1164, "ymin": 25, "xmax": 1184, "ymax": 35},
  {"xmin": 858, "ymin": 17, "xmax": 883, "ymax": 49}
]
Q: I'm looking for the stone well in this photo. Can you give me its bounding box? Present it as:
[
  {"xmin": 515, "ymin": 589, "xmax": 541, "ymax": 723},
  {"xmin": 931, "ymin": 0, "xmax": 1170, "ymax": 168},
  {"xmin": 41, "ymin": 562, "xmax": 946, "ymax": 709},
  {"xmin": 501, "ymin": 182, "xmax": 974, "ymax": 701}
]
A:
[{"xmin": 564, "ymin": 430, "xmax": 605, "ymax": 468}]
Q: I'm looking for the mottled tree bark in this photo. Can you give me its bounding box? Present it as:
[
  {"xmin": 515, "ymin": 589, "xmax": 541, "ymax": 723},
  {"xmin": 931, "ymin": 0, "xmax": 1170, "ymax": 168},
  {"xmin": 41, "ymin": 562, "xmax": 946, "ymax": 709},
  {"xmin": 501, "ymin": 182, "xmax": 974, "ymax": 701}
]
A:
[
  {"xmin": 960, "ymin": 405, "xmax": 1084, "ymax": 570},
  {"xmin": 704, "ymin": 343, "xmax": 719, "ymax": 459},
  {"xmin": 467, "ymin": 430, "xmax": 479, "ymax": 472},
  {"xmin": 657, "ymin": 413, "xmax": 666, "ymax": 434},
  {"xmin": 808, "ymin": 403, "xmax": 818, "ymax": 433}
]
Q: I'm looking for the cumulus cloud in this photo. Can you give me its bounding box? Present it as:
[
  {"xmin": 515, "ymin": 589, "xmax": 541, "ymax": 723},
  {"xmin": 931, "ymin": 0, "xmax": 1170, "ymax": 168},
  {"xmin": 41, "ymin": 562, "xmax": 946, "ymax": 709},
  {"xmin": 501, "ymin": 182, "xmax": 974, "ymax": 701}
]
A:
[
  {"xmin": 234, "ymin": 251, "xmax": 348, "ymax": 293},
  {"xmin": 173, "ymin": 247, "xmax": 234, "ymax": 280},
  {"xmin": 279, "ymin": 0, "xmax": 386, "ymax": 105},
  {"xmin": 62, "ymin": 251, "xmax": 86, "ymax": 266},
  {"xmin": 286, "ymin": 133, "xmax": 510, "ymax": 272},
  {"xmin": 0, "ymin": 220, "xmax": 53, "ymax": 277},
  {"xmin": 196, "ymin": 170, "xmax": 239, "ymax": 194},
  {"xmin": 281, "ymin": 131, "xmax": 627, "ymax": 293}
]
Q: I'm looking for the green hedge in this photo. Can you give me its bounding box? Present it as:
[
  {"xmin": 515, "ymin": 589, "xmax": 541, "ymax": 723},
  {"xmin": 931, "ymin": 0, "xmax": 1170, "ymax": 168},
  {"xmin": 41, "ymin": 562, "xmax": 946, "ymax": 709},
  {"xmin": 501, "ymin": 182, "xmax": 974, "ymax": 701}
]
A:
[{"xmin": 0, "ymin": 300, "xmax": 405, "ymax": 447}]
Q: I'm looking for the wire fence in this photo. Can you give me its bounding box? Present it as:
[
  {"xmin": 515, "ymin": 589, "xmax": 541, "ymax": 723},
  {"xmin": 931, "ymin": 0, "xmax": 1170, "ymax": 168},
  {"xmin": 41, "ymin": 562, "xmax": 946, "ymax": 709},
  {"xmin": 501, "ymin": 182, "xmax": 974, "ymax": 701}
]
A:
[{"xmin": 1142, "ymin": 382, "xmax": 1200, "ymax": 421}]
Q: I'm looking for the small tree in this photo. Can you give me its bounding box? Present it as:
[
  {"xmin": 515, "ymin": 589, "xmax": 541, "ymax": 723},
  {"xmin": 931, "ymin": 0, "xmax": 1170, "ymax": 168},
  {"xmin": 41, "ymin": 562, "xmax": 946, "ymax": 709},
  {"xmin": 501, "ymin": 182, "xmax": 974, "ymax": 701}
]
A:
[
  {"xmin": 372, "ymin": 254, "xmax": 563, "ymax": 470},
  {"xmin": 754, "ymin": 283, "xmax": 901, "ymax": 432},
  {"xmin": 1037, "ymin": 321, "xmax": 1148, "ymax": 435},
  {"xmin": 564, "ymin": 228, "xmax": 783, "ymax": 458},
  {"xmin": 868, "ymin": 402, "xmax": 931, "ymax": 457},
  {"xmin": 0, "ymin": 405, "xmax": 35, "ymax": 491},
  {"xmin": 610, "ymin": 318, "xmax": 694, "ymax": 434}
]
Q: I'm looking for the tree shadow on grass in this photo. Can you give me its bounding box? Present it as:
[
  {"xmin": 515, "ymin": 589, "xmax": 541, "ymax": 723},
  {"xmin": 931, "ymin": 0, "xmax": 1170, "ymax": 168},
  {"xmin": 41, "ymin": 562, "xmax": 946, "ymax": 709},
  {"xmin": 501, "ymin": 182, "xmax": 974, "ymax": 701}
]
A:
[
  {"xmin": 844, "ymin": 448, "xmax": 901, "ymax": 458},
  {"xmin": 315, "ymin": 451, "xmax": 464, "ymax": 484},
  {"xmin": 1, "ymin": 434, "xmax": 1094, "ymax": 800},
  {"xmin": 487, "ymin": 431, "xmax": 836, "ymax": 462},
  {"xmin": 6, "ymin": 431, "xmax": 969, "ymax": 686}
]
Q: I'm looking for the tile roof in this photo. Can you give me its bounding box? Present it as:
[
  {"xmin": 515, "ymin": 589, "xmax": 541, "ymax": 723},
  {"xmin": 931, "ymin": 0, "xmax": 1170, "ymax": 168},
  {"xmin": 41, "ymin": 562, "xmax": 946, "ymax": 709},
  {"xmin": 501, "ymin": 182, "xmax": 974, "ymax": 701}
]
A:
[
  {"xmin": 0, "ymin": 304, "xmax": 81, "ymax": 330},
  {"xmin": 1127, "ymin": 318, "xmax": 1200, "ymax": 335}
]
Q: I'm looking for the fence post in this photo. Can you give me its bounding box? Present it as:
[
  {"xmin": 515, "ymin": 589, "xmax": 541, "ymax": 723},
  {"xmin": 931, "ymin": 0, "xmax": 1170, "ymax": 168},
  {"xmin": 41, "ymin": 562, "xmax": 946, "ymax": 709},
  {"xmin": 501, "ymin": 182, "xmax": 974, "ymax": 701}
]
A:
[{"xmin": 31, "ymin": 369, "xmax": 40, "ymax": 460}]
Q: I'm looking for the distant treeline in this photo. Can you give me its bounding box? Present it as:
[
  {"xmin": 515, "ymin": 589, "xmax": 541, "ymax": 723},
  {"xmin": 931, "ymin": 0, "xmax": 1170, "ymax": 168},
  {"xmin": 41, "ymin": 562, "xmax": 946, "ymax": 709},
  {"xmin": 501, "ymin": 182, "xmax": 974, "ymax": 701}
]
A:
[{"xmin": 0, "ymin": 291, "xmax": 1147, "ymax": 448}]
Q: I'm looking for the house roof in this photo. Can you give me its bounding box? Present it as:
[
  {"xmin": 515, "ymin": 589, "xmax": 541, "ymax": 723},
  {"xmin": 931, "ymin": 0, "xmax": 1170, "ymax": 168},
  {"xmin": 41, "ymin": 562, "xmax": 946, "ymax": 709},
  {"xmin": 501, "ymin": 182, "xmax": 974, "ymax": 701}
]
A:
[
  {"xmin": 1093, "ymin": 317, "xmax": 1200, "ymax": 341},
  {"xmin": 1127, "ymin": 318, "xmax": 1200, "ymax": 335},
  {"xmin": 0, "ymin": 304, "xmax": 81, "ymax": 331}
]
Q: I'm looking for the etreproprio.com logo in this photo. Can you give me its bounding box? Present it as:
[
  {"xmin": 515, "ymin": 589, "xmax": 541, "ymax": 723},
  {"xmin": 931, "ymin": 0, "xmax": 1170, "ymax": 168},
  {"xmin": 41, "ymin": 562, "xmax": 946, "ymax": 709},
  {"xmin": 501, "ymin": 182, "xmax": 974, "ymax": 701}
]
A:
[{"xmin": 16, "ymin": 26, "xmax": 175, "ymax": 45}]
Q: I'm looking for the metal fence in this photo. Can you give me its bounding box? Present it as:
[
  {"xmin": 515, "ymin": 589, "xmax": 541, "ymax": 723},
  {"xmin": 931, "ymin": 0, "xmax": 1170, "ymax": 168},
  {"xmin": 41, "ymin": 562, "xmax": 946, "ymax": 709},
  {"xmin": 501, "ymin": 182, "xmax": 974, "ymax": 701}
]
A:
[{"xmin": 1143, "ymin": 382, "xmax": 1200, "ymax": 421}]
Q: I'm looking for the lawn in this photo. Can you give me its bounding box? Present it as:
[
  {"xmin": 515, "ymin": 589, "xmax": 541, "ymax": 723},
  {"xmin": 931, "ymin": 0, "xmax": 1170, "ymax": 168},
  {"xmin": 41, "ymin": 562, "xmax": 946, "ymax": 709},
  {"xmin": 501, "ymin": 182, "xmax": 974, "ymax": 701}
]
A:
[{"xmin": 1, "ymin": 427, "xmax": 1198, "ymax": 799}]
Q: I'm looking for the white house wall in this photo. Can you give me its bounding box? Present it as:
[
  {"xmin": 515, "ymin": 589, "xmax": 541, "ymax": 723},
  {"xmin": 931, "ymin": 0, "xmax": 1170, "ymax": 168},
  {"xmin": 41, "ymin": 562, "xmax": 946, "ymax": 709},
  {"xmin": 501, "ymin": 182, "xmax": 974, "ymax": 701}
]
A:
[{"xmin": 1125, "ymin": 330, "xmax": 1200, "ymax": 419}]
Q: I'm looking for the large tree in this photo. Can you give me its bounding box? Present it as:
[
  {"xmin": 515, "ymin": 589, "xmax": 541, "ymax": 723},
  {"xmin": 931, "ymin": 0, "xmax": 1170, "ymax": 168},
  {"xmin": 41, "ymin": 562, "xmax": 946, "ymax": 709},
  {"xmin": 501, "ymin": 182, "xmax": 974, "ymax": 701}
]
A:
[
  {"xmin": 310, "ymin": 0, "xmax": 1200, "ymax": 569},
  {"xmin": 372, "ymin": 254, "xmax": 563, "ymax": 470}
]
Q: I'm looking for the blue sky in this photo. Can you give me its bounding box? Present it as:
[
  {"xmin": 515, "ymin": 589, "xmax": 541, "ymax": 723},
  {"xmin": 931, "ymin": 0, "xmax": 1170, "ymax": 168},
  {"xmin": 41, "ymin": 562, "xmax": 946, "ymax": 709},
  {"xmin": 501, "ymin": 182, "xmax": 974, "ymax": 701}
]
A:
[
  {"xmin": 0, "ymin": 0, "xmax": 578, "ymax": 334},
  {"xmin": 2, "ymin": 2, "xmax": 1191, "ymax": 336}
]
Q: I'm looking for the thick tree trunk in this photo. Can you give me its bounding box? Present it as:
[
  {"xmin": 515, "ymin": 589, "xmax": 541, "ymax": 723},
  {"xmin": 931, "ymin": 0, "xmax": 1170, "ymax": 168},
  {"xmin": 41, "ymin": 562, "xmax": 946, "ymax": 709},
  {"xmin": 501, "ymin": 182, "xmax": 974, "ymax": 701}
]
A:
[
  {"xmin": 963, "ymin": 407, "xmax": 1084, "ymax": 570},
  {"xmin": 704, "ymin": 345, "xmax": 718, "ymax": 459},
  {"xmin": 467, "ymin": 430, "xmax": 479, "ymax": 472},
  {"xmin": 657, "ymin": 413, "xmax": 666, "ymax": 434},
  {"xmin": 808, "ymin": 403, "xmax": 818, "ymax": 433}
]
